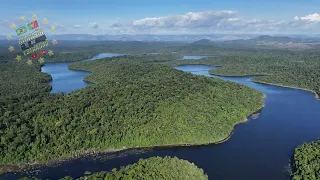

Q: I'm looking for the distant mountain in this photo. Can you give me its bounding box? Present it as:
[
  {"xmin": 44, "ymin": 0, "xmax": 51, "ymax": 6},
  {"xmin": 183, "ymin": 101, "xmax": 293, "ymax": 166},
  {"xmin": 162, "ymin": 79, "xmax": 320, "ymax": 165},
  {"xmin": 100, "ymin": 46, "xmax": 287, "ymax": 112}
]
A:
[
  {"xmin": 191, "ymin": 39, "xmax": 213, "ymax": 45},
  {"xmin": 0, "ymin": 33, "xmax": 258, "ymax": 42},
  {"xmin": 252, "ymin": 35, "xmax": 293, "ymax": 43},
  {"xmin": 43, "ymin": 34, "xmax": 256, "ymax": 42},
  {"xmin": 4, "ymin": 33, "xmax": 318, "ymax": 43},
  {"xmin": 250, "ymin": 35, "xmax": 320, "ymax": 43},
  {"xmin": 48, "ymin": 34, "xmax": 102, "ymax": 41}
]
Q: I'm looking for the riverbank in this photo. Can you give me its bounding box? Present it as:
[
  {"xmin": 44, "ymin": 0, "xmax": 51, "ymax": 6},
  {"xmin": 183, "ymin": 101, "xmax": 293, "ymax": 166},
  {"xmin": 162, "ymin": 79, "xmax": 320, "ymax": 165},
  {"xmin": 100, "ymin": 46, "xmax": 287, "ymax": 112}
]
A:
[
  {"xmin": 0, "ymin": 102, "xmax": 265, "ymax": 175},
  {"xmin": 251, "ymin": 80, "xmax": 319, "ymax": 100},
  {"xmin": 206, "ymin": 70, "xmax": 319, "ymax": 100}
]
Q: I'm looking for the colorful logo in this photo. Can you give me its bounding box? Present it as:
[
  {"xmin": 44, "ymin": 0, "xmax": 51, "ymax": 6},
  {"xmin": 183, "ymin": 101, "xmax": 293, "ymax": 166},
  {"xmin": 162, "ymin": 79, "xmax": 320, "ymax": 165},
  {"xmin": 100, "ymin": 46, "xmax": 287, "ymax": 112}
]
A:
[
  {"xmin": 7, "ymin": 15, "xmax": 58, "ymax": 65},
  {"xmin": 19, "ymin": 28, "xmax": 48, "ymax": 55},
  {"xmin": 15, "ymin": 20, "xmax": 39, "ymax": 36},
  {"xmin": 27, "ymin": 20, "xmax": 39, "ymax": 30},
  {"xmin": 16, "ymin": 26, "xmax": 27, "ymax": 36}
]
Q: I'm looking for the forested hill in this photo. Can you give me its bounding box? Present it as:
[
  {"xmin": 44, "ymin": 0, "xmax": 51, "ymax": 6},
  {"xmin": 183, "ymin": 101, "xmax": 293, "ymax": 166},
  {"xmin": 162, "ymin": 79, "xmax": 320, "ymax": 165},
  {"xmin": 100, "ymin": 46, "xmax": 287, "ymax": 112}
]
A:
[
  {"xmin": 292, "ymin": 139, "xmax": 320, "ymax": 179},
  {"xmin": 165, "ymin": 52, "xmax": 320, "ymax": 98},
  {"xmin": 20, "ymin": 156, "xmax": 209, "ymax": 180},
  {"xmin": 0, "ymin": 55, "xmax": 263, "ymax": 173}
]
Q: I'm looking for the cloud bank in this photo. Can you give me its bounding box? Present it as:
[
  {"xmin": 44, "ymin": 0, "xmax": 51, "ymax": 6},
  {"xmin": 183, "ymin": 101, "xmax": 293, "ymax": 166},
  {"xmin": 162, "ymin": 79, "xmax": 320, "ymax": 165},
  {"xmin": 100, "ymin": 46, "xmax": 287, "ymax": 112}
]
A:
[
  {"xmin": 110, "ymin": 11, "xmax": 320, "ymax": 34},
  {"xmin": 133, "ymin": 10, "xmax": 236, "ymax": 28},
  {"xmin": 1, "ymin": 10, "xmax": 320, "ymax": 35}
]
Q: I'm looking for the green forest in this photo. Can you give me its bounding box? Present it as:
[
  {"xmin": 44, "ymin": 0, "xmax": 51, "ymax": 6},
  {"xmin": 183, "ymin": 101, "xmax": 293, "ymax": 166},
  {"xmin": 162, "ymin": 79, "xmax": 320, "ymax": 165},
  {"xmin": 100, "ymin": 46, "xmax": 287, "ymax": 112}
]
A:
[
  {"xmin": 292, "ymin": 139, "xmax": 320, "ymax": 180},
  {"xmin": 19, "ymin": 156, "xmax": 208, "ymax": 180},
  {"xmin": 166, "ymin": 51, "xmax": 320, "ymax": 97},
  {"xmin": 0, "ymin": 54, "xmax": 264, "ymax": 173}
]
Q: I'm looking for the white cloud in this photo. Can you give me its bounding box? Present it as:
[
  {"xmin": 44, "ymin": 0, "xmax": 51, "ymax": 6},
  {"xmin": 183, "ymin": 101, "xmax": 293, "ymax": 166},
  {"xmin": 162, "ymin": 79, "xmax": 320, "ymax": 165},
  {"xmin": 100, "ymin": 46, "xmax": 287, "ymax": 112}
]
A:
[
  {"xmin": 108, "ymin": 11, "xmax": 320, "ymax": 34},
  {"xmin": 72, "ymin": 25, "xmax": 82, "ymax": 28},
  {"xmin": 294, "ymin": 13, "xmax": 320, "ymax": 22},
  {"xmin": 133, "ymin": 10, "xmax": 236, "ymax": 28},
  {"xmin": 2, "ymin": 11, "xmax": 320, "ymax": 35},
  {"xmin": 89, "ymin": 22, "xmax": 99, "ymax": 29}
]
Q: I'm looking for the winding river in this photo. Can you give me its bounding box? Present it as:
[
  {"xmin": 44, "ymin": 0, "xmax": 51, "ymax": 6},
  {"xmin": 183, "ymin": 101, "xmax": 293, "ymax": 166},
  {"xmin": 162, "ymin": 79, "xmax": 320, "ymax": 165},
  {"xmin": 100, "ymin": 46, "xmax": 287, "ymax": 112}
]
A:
[{"xmin": 2, "ymin": 54, "xmax": 320, "ymax": 180}]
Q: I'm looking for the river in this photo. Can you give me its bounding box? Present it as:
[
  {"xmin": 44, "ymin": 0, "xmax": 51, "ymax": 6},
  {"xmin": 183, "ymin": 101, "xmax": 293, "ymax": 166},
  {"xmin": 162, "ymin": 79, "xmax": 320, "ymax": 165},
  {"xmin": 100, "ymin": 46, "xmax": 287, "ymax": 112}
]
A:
[{"xmin": 2, "ymin": 55, "xmax": 320, "ymax": 180}]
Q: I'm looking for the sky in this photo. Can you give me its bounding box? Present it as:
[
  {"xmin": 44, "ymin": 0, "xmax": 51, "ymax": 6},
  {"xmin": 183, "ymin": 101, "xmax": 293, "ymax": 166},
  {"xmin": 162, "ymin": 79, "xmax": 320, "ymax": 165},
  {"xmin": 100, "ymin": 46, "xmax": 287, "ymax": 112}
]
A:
[{"xmin": 1, "ymin": 0, "xmax": 320, "ymax": 35}]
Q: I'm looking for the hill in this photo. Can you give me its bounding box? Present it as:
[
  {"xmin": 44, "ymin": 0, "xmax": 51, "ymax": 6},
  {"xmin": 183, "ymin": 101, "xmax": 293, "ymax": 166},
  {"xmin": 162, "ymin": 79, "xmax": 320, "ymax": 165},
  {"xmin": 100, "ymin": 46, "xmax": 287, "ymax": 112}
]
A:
[
  {"xmin": 191, "ymin": 39, "xmax": 213, "ymax": 45},
  {"xmin": 252, "ymin": 35, "xmax": 294, "ymax": 43}
]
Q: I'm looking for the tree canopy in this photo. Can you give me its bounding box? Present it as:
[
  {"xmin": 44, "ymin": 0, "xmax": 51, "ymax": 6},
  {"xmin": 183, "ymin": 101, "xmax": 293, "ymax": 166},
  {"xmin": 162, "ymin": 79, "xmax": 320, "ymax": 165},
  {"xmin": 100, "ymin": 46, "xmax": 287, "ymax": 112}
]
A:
[
  {"xmin": 166, "ymin": 51, "xmax": 320, "ymax": 97},
  {"xmin": 292, "ymin": 139, "xmax": 320, "ymax": 180},
  {"xmin": 19, "ymin": 156, "xmax": 208, "ymax": 180},
  {"xmin": 0, "ymin": 55, "xmax": 263, "ymax": 173}
]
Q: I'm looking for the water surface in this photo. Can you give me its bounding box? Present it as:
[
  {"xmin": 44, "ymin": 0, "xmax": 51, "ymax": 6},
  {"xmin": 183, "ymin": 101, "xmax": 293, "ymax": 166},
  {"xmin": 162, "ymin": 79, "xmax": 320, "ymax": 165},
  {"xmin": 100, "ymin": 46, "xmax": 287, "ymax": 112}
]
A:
[
  {"xmin": 182, "ymin": 55, "xmax": 215, "ymax": 59},
  {"xmin": 2, "ymin": 61, "xmax": 320, "ymax": 180},
  {"xmin": 41, "ymin": 53, "xmax": 126, "ymax": 94}
]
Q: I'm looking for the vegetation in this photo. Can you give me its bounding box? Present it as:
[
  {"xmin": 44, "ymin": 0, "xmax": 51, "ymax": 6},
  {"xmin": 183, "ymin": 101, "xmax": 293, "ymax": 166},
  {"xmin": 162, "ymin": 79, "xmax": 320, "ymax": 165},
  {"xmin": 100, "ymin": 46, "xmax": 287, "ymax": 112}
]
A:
[
  {"xmin": 0, "ymin": 40, "xmax": 185, "ymax": 56},
  {"xmin": 0, "ymin": 55, "xmax": 263, "ymax": 172},
  {"xmin": 43, "ymin": 52, "xmax": 99, "ymax": 62},
  {"xmin": 0, "ymin": 63, "xmax": 51, "ymax": 97},
  {"xmin": 0, "ymin": 48, "xmax": 182, "ymax": 64},
  {"xmin": 19, "ymin": 156, "xmax": 208, "ymax": 180},
  {"xmin": 76, "ymin": 156, "xmax": 208, "ymax": 180},
  {"xmin": 134, "ymin": 53, "xmax": 183, "ymax": 63},
  {"xmin": 165, "ymin": 52, "xmax": 320, "ymax": 97},
  {"xmin": 292, "ymin": 139, "xmax": 320, "ymax": 180},
  {"xmin": 0, "ymin": 51, "xmax": 97, "ymax": 64}
]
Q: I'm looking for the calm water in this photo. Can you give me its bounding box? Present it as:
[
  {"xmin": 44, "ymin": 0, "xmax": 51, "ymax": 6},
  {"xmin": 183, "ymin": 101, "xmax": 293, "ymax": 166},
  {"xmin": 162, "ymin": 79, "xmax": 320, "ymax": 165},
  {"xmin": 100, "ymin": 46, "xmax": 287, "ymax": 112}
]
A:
[
  {"xmin": 182, "ymin": 55, "xmax": 215, "ymax": 59},
  {"xmin": 42, "ymin": 53, "xmax": 126, "ymax": 94},
  {"xmin": 2, "ymin": 61, "xmax": 320, "ymax": 180}
]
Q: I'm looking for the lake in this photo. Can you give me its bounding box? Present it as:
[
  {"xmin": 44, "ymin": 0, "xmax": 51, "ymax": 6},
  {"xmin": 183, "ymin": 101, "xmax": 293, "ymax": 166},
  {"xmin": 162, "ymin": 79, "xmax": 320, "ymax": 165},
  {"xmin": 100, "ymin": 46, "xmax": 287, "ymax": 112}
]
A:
[
  {"xmin": 182, "ymin": 55, "xmax": 215, "ymax": 60},
  {"xmin": 2, "ymin": 56, "xmax": 320, "ymax": 180},
  {"xmin": 41, "ymin": 53, "xmax": 126, "ymax": 94}
]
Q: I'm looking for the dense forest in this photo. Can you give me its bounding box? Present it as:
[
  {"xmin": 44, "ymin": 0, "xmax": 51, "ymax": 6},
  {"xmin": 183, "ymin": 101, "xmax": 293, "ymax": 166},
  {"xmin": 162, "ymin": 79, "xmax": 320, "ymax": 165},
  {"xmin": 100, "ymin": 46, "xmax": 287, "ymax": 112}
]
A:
[
  {"xmin": 166, "ymin": 52, "xmax": 320, "ymax": 97},
  {"xmin": 43, "ymin": 52, "xmax": 99, "ymax": 62},
  {"xmin": 2, "ymin": 38, "xmax": 320, "ymax": 180},
  {"xmin": 0, "ymin": 40, "xmax": 297, "ymax": 63},
  {"xmin": 292, "ymin": 139, "xmax": 320, "ymax": 180},
  {"xmin": 19, "ymin": 156, "xmax": 208, "ymax": 180},
  {"xmin": 0, "ymin": 40, "xmax": 184, "ymax": 55},
  {"xmin": 43, "ymin": 51, "xmax": 183, "ymax": 63},
  {"xmin": 0, "ymin": 54, "xmax": 264, "ymax": 173},
  {"xmin": 0, "ymin": 51, "xmax": 97, "ymax": 64}
]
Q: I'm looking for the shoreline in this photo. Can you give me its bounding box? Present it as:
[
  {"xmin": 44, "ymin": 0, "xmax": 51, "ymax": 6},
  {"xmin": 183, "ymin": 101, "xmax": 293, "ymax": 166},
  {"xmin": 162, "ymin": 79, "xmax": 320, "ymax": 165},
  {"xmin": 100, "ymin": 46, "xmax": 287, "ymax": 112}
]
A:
[
  {"xmin": 251, "ymin": 80, "xmax": 319, "ymax": 100},
  {"xmin": 206, "ymin": 70, "xmax": 319, "ymax": 100},
  {"xmin": 173, "ymin": 63, "xmax": 319, "ymax": 101},
  {"xmin": 0, "ymin": 104, "xmax": 265, "ymax": 175}
]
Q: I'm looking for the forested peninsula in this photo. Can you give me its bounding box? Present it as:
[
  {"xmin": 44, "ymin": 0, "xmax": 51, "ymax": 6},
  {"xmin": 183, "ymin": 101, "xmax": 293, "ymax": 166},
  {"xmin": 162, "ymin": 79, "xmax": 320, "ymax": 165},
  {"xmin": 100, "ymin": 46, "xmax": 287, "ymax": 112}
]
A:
[
  {"xmin": 165, "ymin": 52, "xmax": 320, "ymax": 99},
  {"xmin": 19, "ymin": 156, "xmax": 208, "ymax": 180},
  {"xmin": 292, "ymin": 139, "xmax": 320, "ymax": 180},
  {"xmin": 0, "ymin": 55, "xmax": 264, "ymax": 173}
]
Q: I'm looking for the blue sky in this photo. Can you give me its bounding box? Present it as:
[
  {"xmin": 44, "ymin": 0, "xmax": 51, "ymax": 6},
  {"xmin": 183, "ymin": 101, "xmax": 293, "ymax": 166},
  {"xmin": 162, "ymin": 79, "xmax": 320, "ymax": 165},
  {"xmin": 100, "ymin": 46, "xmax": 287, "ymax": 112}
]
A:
[{"xmin": 1, "ymin": 0, "xmax": 320, "ymax": 35}]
